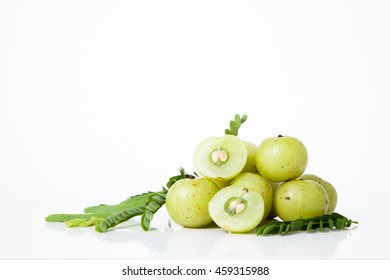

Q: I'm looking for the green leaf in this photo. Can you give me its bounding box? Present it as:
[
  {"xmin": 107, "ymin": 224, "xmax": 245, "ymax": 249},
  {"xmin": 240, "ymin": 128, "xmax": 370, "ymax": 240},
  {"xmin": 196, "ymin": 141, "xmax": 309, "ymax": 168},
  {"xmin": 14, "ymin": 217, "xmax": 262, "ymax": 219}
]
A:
[
  {"xmin": 146, "ymin": 200, "xmax": 162, "ymax": 212},
  {"xmin": 79, "ymin": 217, "xmax": 105, "ymax": 227},
  {"xmin": 152, "ymin": 195, "xmax": 166, "ymax": 204},
  {"xmin": 328, "ymin": 218, "xmax": 334, "ymax": 229},
  {"xmin": 319, "ymin": 220, "xmax": 324, "ymax": 231},
  {"xmin": 141, "ymin": 217, "xmax": 150, "ymax": 231},
  {"xmin": 261, "ymin": 223, "xmax": 279, "ymax": 235},
  {"xmin": 335, "ymin": 218, "xmax": 346, "ymax": 229},
  {"xmin": 45, "ymin": 213, "xmax": 111, "ymax": 223},
  {"xmin": 255, "ymin": 220, "xmax": 278, "ymax": 235},
  {"xmin": 290, "ymin": 219, "xmax": 304, "ymax": 231},
  {"xmin": 306, "ymin": 220, "xmax": 314, "ymax": 231},
  {"xmin": 279, "ymin": 223, "xmax": 286, "ymax": 234},
  {"xmin": 256, "ymin": 224, "xmax": 267, "ymax": 235},
  {"xmin": 284, "ymin": 223, "xmax": 291, "ymax": 234},
  {"xmin": 64, "ymin": 219, "xmax": 85, "ymax": 227},
  {"xmin": 144, "ymin": 210, "xmax": 154, "ymax": 220},
  {"xmin": 229, "ymin": 121, "xmax": 238, "ymax": 135},
  {"xmin": 234, "ymin": 114, "xmax": 241, "ymax": 126}
]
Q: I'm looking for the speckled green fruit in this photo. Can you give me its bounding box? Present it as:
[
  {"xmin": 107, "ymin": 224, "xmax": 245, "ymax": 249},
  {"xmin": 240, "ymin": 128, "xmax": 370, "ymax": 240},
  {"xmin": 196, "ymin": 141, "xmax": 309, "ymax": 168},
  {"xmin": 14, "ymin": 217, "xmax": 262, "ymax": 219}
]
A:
[
  {"xmin": 299, "ymin": 174, "xmax": 338, "ymax": 214},
  {"xmin": 231, "ymin": 172, "xmax": 273, "ymax": 218},
  {"xmin": 274, "ymin": 179, "xmax": 329, "ymax": 221},
  {"xmin": 166, "ymin": 177, "xmax": 219, "ymax": 228},
  {"xmin": 255, "ymin": 135, "xmax": 308, "ymax": 182},
  {"xmin": 241, "ymin": 141, "xmax": 258, "ymax": 173}
]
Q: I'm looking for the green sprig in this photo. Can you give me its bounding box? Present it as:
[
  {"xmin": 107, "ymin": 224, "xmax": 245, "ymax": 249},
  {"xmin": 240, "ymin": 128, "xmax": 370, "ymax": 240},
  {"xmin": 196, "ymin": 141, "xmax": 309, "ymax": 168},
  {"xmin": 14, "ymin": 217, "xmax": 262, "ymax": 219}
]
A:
[
  {"xmin": 45, "ymin": 167, "xmax": 197, "ymax": 232},
  {"xmin": 225, "ymin": 114, "xmax": 248, "ymax": 136},
  {"xmin": 256, "ymin": 212, "xmax": 358, "ymax": 236}
]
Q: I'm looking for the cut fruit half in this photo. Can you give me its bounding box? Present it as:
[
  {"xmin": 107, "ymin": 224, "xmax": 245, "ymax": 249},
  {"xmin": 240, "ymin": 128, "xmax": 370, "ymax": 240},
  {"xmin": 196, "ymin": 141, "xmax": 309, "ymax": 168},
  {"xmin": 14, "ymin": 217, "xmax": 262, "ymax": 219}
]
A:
[
  {"xmin": 193, "ymin": 135, "xmax": 247, "ymax": 181},
  {"xmin": 208, "ymin": 185, "xmax": 265, "ymax": 233}
]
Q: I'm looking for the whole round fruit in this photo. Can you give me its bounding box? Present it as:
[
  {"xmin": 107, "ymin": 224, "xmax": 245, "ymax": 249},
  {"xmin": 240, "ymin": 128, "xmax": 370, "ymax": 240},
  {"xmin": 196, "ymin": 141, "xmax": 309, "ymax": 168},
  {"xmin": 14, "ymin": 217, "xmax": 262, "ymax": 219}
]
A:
[
  {"xmin": 299, "ymin": 174, "xmax": 338, "ymax": 214},
  {"xmin": 255, "ymin": 135, "xmax": 308, "ymax": 182},
  {"xmin": 241, "ymin": 141, "xmax": 258, "ymax": 173},
  {"xmin": 274, "ymin": 179, "xmax": 329, "ymax": 221},
  {"xmin": 208, "ymin": 185, "xmax": 265, "ymax": 233},
  {"xmin": 165, "ymin": 177, "xmax": 219, "ymax": 228},
  {"xmin": 231, "ymin": 172, "xmax": 273, "ymax": 218},
  {"xmin": 193, "ymin": 135, "xmax": 247, "ymax": 180}
]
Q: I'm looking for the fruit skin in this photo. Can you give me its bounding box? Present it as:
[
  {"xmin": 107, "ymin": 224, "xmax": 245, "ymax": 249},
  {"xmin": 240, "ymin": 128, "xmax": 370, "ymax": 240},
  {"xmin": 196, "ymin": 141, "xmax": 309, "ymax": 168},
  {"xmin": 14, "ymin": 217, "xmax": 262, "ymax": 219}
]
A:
[
  {"xmin": 255, "ymin": 135, "xmax": 308, "ymax": 182},
  {"xmin": 299, "ymin": 174, "xmax": 338, "ymax": 214},
  {"xmin": 231, "ymin": 172, "xmax": 273, "ymax": 218},
  {"xmin": 241, "ymin": 141, "xmax": 258, "ymax": 173},
  {"xmin": 165, "ymin": 177, "xmax": 219, "ymax": 228},
  {"xmin": 208, "ymin": 185, "xmax": 265, "ymax": 233},
  {"xmin": 193, "ymin": 135, "xmax": 248, "ymax": 181},
  {"xmin": 274, "ymin": 179, "xmax": 329, "ymax": 221}
]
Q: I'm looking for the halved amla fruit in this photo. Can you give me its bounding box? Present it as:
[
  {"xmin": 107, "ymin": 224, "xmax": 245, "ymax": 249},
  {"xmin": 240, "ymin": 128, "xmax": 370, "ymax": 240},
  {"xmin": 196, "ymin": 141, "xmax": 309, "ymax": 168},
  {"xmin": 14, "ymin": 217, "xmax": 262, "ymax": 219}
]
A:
[
  {"xmin": 193, "ymin": 135, "xmax": 247, "ymax": 181},
  {"xmin": 231, "ymin": 172, "xmax": 273, "ymax": 219},
  {"xmin": 208, "ymin": 185, "xmax": 265, "ymax": 233}
]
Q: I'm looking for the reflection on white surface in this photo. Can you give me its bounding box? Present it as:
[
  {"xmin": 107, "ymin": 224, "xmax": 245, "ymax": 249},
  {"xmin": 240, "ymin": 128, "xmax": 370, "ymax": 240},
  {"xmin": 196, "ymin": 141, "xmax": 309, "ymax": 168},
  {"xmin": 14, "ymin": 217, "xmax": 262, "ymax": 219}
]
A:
[
  {"xmin": 209, "ymin": 229, "xmax": 352, "ymax": 259},
  {"xmin": 163, "ymin": 224, "xmax": 355, "ymax": 259},
  {"xmin": 0, "ymin": 196, "xmax": 383, "ymax": 260},
  {"xmin": 95, "ymin": 224, "xmax": 174, "ymax": 258},
  {"xmin": 43, "ymin": 216, "xmax": 357, "ymax": 260},
  {"xmin": 164, "ymin": 226, "xmax": 222, "ymax": 258}
]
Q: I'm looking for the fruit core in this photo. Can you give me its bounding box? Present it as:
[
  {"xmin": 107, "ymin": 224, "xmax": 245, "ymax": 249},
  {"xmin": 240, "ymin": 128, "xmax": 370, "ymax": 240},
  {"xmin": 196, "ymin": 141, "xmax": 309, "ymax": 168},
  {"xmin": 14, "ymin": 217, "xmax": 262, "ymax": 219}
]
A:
[
  {"xmin": 223, "ymin": 188, "xmax": 248, "ymax": 216},
  {"xmin": 211, "ymin": 148, "xmax": 229, "ymax": 167}
]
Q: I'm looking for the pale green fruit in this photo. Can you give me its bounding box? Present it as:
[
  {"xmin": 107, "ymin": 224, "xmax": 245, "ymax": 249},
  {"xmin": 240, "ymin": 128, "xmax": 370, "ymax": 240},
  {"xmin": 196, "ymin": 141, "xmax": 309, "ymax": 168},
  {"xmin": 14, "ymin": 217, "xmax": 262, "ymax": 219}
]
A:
[
  {"xmin": 193, "ymin": 135, "xmax": 248, "ymax": 180},
  {"xmin": 231, "ymin": 172, "xmax": 273, "ymax": 218},
  {"xmin": 299, "ymin": 174, "xmax": 338, "ymax": 214},
  {"xmin": 241, "ymin": 141, "xmax": 258, "ymax": 173},
  {"xmin": 208, "ymin": 185, "xmax": 265, "ymax": 233},
  {"xmin": 166, "ymin": 177, "xmax": 219, "ymax": 228},
  {"xmin": 255, "ymin": 135, "xmax": 308, "ymax": 182},
  {"xmin": 274, "ymin": 179, "xmax": 329, "ymax": 221}
]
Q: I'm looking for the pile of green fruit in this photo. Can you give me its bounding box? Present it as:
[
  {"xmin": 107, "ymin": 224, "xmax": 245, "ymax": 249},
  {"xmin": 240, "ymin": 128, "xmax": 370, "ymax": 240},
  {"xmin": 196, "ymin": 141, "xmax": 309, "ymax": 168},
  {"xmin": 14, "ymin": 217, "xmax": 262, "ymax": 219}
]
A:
[{"xmin": 46, "ymin": 114, "xmax": 357, "ymax": 235}]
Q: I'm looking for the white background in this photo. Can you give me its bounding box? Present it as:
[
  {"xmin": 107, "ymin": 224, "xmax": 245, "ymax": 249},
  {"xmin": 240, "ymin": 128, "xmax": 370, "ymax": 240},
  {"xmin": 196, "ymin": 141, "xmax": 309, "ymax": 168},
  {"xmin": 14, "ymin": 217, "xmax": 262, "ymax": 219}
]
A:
[{"xmin": 1, "ymin": 0, "xmax": 389, "ymax": 260}]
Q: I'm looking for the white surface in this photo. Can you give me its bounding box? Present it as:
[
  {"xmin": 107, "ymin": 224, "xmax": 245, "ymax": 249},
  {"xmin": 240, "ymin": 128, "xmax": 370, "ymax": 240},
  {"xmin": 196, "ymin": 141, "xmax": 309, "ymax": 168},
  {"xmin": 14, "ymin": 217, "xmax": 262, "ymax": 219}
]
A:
[{"xmin": 1, "ymin": 0, "xmax": 390, "ymax": 260}]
